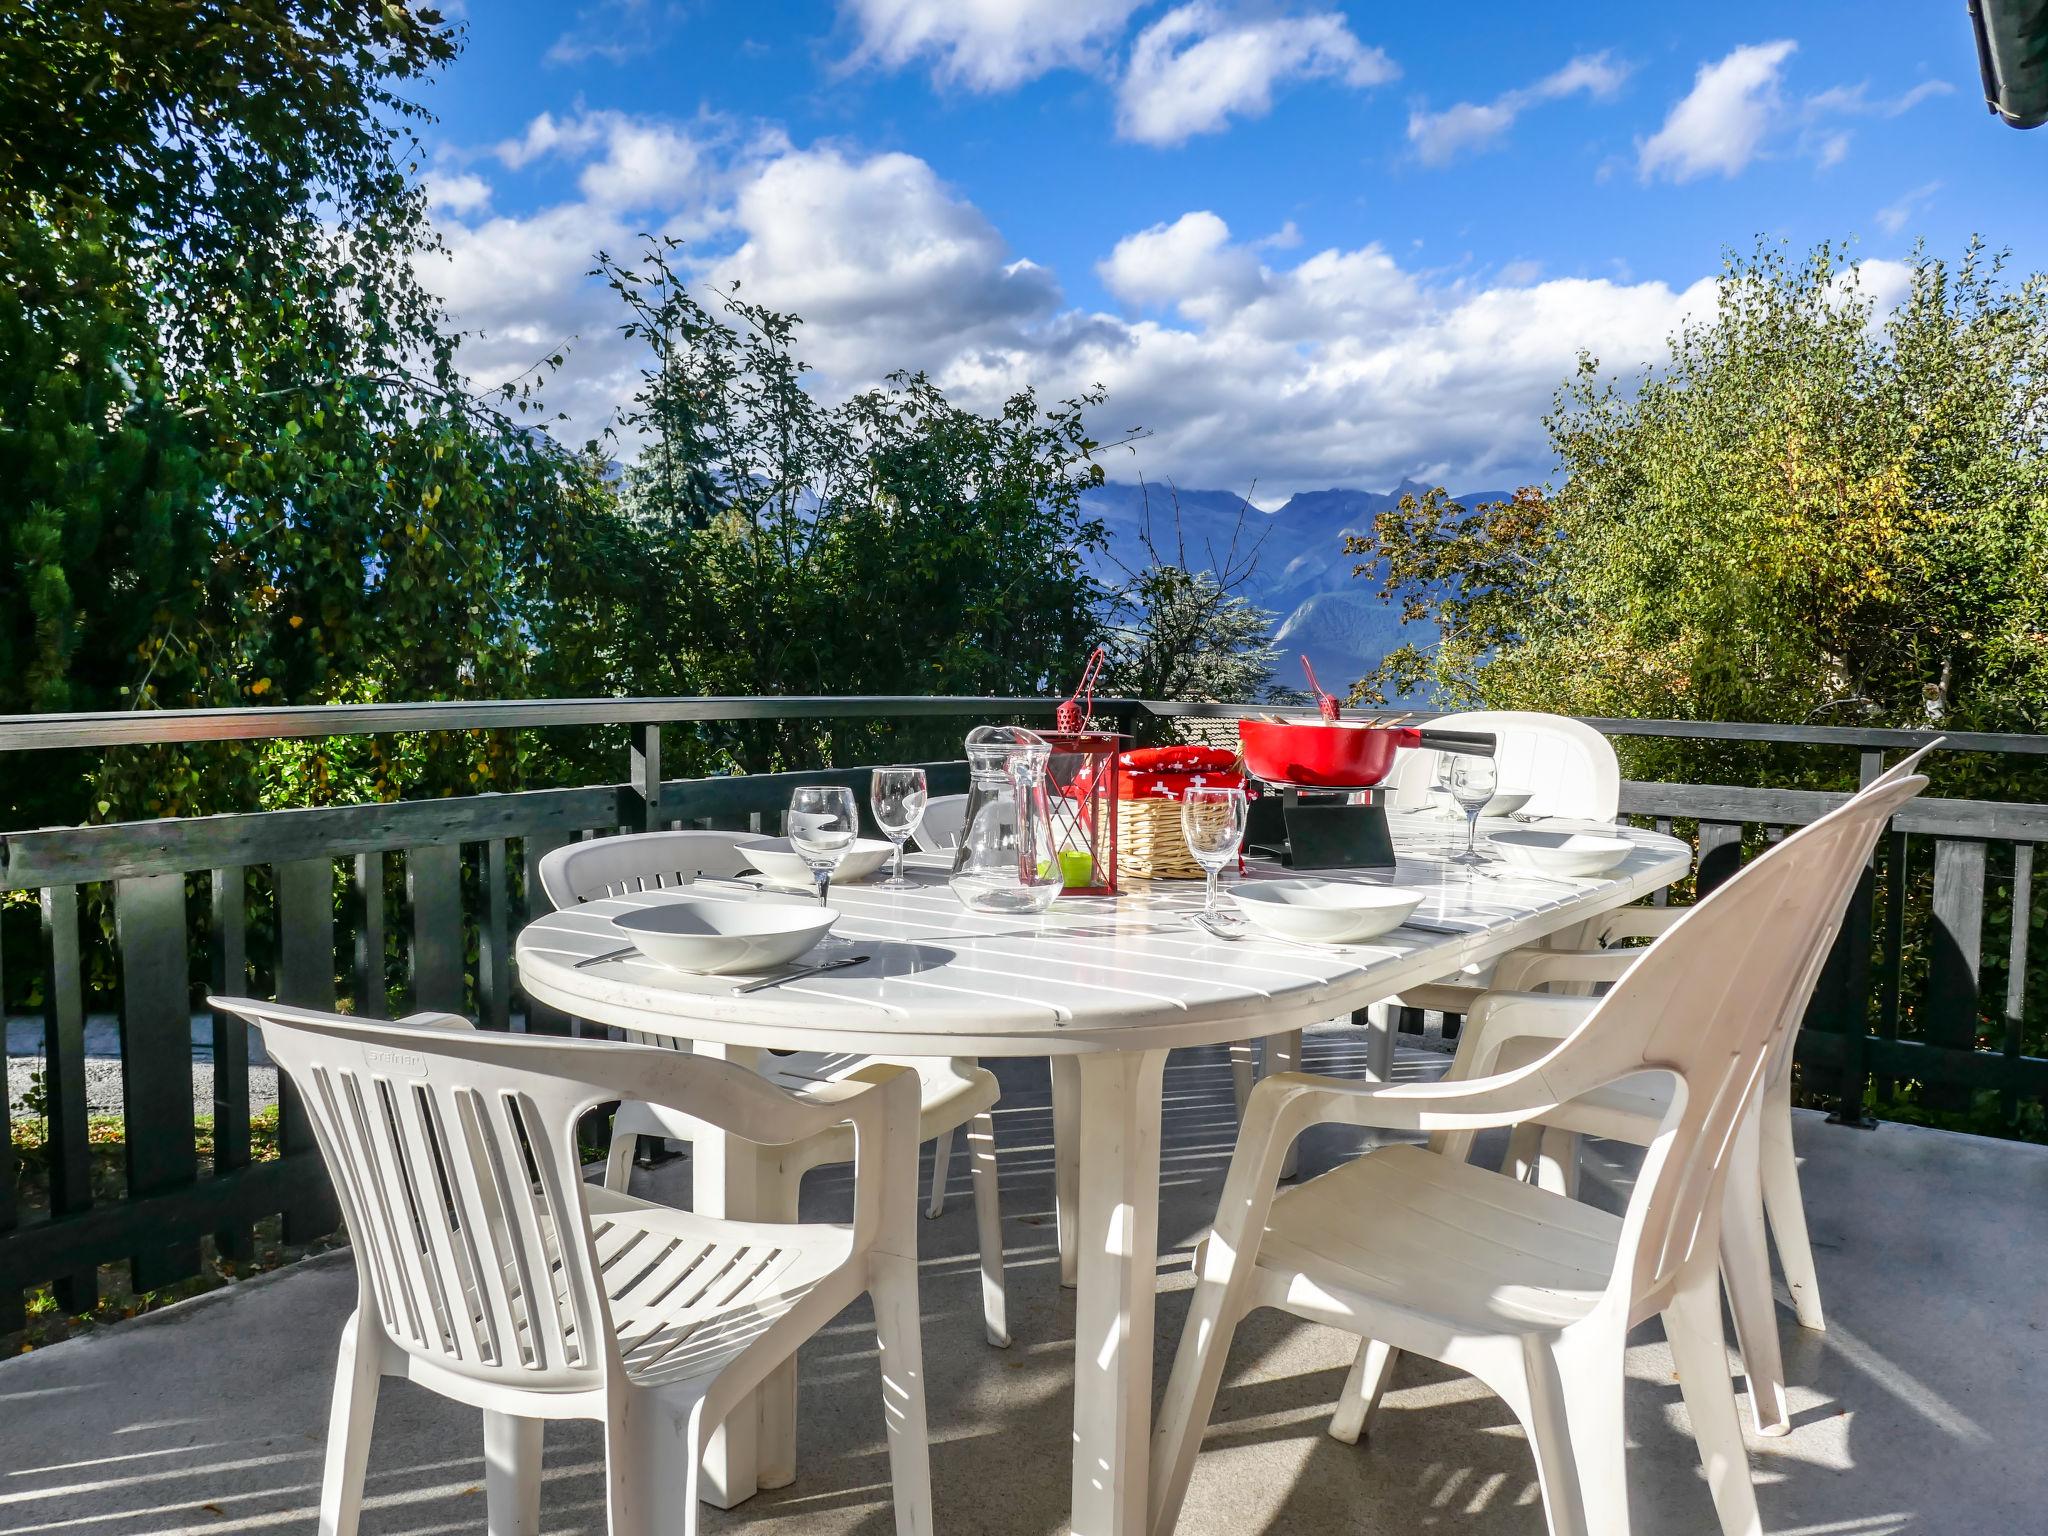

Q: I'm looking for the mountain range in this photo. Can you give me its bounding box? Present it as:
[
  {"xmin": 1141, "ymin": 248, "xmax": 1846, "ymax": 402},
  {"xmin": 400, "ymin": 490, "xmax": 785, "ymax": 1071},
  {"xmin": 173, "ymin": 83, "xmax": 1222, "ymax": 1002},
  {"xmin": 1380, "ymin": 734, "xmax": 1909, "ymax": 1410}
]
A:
[{"xmin": 1080, "ymin": 479, "xmax": 1508, "ymax": 699}]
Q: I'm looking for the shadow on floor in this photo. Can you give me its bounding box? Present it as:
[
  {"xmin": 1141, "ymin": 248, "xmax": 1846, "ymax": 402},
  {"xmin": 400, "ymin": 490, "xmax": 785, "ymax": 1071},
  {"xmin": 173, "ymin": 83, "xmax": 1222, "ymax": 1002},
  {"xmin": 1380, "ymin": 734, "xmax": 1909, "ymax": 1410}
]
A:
[{"xmin": 2, "ymin": 1027, "xmax": 2042, "ymax": 1534}]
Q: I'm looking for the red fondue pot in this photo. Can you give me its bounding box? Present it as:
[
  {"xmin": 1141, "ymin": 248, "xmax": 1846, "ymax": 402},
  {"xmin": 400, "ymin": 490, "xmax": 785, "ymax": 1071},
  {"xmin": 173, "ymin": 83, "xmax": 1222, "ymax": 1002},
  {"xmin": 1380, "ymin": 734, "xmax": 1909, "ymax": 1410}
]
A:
[{"xmin": 1238, "ymin": 718, "xmax": 1496, "ymax": 789}]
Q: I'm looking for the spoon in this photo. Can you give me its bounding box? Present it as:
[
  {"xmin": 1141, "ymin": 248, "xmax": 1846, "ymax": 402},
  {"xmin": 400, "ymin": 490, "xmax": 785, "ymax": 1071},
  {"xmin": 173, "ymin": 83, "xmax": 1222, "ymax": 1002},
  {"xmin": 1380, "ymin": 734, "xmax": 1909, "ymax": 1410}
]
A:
[{"xmin": 1191, "ymin": 911, "xmax": 1361, "ymax": 953}]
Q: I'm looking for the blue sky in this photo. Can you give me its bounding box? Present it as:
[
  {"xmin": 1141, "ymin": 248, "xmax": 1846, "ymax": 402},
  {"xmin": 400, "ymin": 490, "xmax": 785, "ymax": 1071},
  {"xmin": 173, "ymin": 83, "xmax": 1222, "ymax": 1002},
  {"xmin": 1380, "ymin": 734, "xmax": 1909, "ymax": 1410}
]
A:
[{"xmin": 416, "ymin": 1, "xmax": 2042, "ymax": 497}]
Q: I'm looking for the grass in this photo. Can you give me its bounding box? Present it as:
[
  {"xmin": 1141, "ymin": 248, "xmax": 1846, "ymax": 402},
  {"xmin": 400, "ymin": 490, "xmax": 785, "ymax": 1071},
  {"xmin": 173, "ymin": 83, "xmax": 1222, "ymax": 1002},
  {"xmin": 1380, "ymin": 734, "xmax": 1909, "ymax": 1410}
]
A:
[{"xmin": 5, "ymin": 1107, "xmax": 346, "ymax": 1355}]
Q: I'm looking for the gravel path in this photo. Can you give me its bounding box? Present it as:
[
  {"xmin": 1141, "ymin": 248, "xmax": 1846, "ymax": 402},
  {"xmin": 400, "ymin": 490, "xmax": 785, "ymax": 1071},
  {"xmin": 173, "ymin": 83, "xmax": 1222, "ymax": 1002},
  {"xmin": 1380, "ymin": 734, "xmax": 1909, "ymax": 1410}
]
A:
[{"xmin": 6, "ymin": 1015, "xmax": 278, "ymax": 1119}]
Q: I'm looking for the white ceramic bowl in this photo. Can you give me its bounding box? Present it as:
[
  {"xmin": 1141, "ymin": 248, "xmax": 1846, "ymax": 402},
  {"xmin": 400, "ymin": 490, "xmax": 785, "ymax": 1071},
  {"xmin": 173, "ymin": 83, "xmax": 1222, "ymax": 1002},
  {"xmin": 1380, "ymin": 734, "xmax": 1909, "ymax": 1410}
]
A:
[
  {"xmin": 738, "ymin": 836, "xmax": 895, "ymax": 888},
  {"xmin": 610, "ymin": 896, "xmax": 837, "ymax": 975},
  {"xmin": 1231, "ymin": 881, "xmax": 1426, "ymax": 945},
  {"xmin": 1490, "ymin": 829, "xmax": 1634, "ymax": 878}
]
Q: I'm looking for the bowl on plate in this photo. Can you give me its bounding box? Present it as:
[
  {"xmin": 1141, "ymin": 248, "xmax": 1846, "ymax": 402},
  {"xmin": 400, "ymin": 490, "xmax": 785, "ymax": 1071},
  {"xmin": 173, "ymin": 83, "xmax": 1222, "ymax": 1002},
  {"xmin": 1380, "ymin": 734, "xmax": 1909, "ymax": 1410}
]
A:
[
  {"xmin": 610, "ymin": 895, "xmax": 838, "ymax": 975},
  {"xmin": 1490, "ymin": 829, "xmax": 1633, "ymax": 878},
  {"xmin": 1231, "ymin": 881, "xmax": 1425, "ymax": 945},
  {"xmin": 738, "ymin": 836, "xmax": 894, "ymax": 888}
]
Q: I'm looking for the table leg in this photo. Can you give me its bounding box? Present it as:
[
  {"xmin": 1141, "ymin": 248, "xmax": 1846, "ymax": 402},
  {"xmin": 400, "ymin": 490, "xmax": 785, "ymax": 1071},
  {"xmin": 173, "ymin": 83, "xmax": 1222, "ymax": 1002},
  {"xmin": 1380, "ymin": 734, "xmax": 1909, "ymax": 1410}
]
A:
[
  {"xmin": 1069, "ymin": 1049, "xmax": 1168, "ymax": 1536},
  {"xmin": 1050, "ymin": 1055, "xmax": 1081, "ymax": 1288},
  {"xmin": 692, "ymin": 1042, "xmax": 765, "ymax": 1508},
  {"xmin": 1362, "ymin": 1003, "xmax": 1396, "ymax": 1083}
]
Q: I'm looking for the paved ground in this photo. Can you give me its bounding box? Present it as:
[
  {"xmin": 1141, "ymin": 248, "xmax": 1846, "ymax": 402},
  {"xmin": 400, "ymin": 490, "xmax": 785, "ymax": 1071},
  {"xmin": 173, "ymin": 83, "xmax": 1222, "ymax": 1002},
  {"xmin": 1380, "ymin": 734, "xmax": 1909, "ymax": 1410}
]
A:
[{"xmin": 3, "ymin": 1025, "xmax": 2044, "ymax": 1536}]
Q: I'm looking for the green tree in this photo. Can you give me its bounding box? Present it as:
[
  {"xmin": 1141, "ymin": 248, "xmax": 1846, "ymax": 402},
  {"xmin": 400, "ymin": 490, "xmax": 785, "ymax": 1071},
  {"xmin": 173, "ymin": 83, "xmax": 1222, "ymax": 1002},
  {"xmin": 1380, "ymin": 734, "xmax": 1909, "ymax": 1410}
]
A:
[
  {"xmin": 1101, "ymin": 484, "xmax": 1282, "ymax": 727},
  {"xmin": 0, "ymin": 2, "xmax": 615, "ymax": 824},
  {"xmin": 1345, "ymin": 239, "xmax": 2048, "ymax": 1127},
  {"xmin": 1348, "ymin": 240, "xmax": 2048, "ymax": 754},
  {"xmin": 578, "ymin": 244, "xmax": 1118, "ymax": 773}
]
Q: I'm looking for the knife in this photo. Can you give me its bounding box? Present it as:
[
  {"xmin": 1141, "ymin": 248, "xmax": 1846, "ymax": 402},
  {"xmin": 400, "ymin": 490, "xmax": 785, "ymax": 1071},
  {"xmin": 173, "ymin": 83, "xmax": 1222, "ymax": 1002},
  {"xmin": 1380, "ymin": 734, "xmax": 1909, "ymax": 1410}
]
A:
[
  {"xmin": 732, "ymin": 954, "xmax": 871, "ymax": 994},
  {"xmin": 1399, "ymin": 916, "xmax": 1477, "ymax": 935}
]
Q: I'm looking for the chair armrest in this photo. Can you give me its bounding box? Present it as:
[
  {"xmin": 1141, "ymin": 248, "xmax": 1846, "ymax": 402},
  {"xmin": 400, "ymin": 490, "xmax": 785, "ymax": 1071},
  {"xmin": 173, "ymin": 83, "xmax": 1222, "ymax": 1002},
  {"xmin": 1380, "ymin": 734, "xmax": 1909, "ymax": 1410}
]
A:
[
  {"xmin": 600, "ymin": 1044, "xmax": 913, "ymax": 1152},
  {"xmin": 1195, "ymin": 1054, "xmax": 1586, "ymax": 1275},
  {"xmin": 1448, "ymin": 990, "xmax": 1601, "ymax": 1078},
  {"xmin": 1430, "ymin": 990, "xmax": 1600, "ymax": 1159},
  {"xmin": 392, "ymin": 1011, "xmax": 477, "ymax": 1032},
  {"xmin": 1490, "ymin": 948, "xmax": 1640, "ymax": 993}
]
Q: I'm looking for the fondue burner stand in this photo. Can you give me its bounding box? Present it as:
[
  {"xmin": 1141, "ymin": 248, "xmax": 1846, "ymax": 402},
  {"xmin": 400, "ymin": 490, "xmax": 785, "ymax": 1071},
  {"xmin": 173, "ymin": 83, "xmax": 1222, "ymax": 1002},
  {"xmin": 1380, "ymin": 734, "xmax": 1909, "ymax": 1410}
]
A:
[{"xmin": 1247, "ymin": 782, "xmax": 1398, "ymax": 871}]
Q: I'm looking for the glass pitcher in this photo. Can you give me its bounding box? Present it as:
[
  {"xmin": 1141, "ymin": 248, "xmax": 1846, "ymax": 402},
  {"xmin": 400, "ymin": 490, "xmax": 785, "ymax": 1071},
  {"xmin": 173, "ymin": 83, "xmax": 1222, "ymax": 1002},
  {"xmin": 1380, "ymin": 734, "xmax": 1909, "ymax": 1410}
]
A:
[{"xmin": 949, "ymin": 725, "xmax": 1066, "ymax": 914}]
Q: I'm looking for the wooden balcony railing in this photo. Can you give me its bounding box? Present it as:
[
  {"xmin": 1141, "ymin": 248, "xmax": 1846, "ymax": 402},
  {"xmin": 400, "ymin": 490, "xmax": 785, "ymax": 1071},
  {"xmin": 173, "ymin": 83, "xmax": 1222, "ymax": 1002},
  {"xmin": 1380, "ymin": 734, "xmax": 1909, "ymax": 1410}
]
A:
[{"xmin": 0, "ymin": 696, "xmax": 2041, "ymax": 1331}]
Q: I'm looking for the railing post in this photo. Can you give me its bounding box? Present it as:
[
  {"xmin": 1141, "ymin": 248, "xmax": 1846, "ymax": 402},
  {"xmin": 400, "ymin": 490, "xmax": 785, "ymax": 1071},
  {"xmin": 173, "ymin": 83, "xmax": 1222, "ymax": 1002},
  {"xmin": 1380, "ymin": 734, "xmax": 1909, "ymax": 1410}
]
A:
[
  {"xmin": 629, "ymin": 722, "xmax": 662, "ymax": 832},
  {"xmin": 39, "ymin": 885, "xmax": 96, "ymax": 1312},
  {"xmin": 1926, "ymin": 837, "xmax": 1986, "ymax": 1115},
  {"xmin": 1823, "ymin": 858, "xmax": 1880, "ymax": 1127},
  {"xmin": 0, "ymin": 916, "xmax": 19, "ymax": 1333},
  {"xmin": 1824, "ymin": 751, "xmax": 1886, "ymax": 1127},
  {"xmin": 210, "ymin": 866, "xmax": 254, "ymax": 1262}
]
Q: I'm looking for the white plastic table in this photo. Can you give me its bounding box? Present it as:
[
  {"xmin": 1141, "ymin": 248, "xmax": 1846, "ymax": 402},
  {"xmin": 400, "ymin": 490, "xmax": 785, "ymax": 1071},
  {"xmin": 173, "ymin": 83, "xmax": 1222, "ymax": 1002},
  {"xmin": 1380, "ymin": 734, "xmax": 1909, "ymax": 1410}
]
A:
[{"xmin": 516, "ymin": 818, "xmax": 1691, "ymax": 1535}]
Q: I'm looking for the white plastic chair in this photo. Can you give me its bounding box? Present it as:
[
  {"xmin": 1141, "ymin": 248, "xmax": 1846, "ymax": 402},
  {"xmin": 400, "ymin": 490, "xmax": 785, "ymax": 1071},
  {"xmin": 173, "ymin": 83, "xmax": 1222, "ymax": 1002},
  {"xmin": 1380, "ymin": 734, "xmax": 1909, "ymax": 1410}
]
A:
[
  {"xmin": 1148, "ymin": 770, "xmax": 1925, "ymax": 1536},
  {"xmin": 213, "ymin": 998, "xmax": 933, "ymax": 1536},
  {"xmin": 909, "ymin": 793, "xmax": 968, "ymax": 854},
  {"xmin": 1402, "ymin": 741, "xmax": 1944, "ymax": 1440},
  {"xmin": 537, "ymin": 833, "xmax": 1009, "ymax": 1348},
  {"xmin": 1384, "ymin": 709, "xmax": 1621, "ymax": 821},
  {"xmin": 1230, "ymin": 711, "xmax": 1626, "ymax": 1131},
  {"xmin": 1375, "ymin": 709, "xmax": 1625, "ymax": 1016}
]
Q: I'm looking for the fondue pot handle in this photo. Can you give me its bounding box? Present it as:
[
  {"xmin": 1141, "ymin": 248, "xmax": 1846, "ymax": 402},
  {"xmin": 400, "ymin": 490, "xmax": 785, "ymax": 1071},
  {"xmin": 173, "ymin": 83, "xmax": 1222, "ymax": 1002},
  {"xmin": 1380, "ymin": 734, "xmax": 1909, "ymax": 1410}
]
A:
[{"xmin": 1412, "ymin": 728, "xmax": 1497, "ymax": 757}]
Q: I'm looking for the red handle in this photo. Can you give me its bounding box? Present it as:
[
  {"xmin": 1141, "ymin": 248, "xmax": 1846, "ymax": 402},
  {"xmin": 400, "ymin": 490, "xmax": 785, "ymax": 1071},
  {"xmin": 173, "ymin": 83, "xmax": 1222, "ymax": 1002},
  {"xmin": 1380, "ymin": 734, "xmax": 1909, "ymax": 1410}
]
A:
[
  {"xmin": 1300, "ymin": 654, "xmax": 1341, "ymax": 723},
  {"xmin": 1057, "ymin": 646, "xmax": 1108, "ymax": 734}
]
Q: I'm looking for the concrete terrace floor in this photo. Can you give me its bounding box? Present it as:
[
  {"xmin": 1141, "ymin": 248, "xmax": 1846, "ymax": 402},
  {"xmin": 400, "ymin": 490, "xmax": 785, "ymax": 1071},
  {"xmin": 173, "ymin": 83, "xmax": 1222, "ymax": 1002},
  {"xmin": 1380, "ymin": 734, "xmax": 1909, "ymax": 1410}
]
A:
[{"xmin": 4, "ymin": 1026, "xmax": 2046, "ymax": 1536}]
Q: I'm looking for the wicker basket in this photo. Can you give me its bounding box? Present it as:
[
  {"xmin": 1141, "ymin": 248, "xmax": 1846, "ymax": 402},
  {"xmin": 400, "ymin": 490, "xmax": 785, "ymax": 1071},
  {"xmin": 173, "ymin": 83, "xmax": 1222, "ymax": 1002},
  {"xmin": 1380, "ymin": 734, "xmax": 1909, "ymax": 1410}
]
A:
[{"xmin": 1116, "ymin": 795, "xmax": 1206, "ymax": 879}]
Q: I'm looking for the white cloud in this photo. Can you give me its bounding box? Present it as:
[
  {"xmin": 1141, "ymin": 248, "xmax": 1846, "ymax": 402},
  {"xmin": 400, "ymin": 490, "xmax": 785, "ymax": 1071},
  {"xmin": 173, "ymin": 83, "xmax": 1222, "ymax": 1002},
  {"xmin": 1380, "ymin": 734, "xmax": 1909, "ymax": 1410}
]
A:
[
  {"xmin": 1807, "ymin": 79, "xmax": 1955, "ymax": 119},
  {"xmin": 1098, "ymin": 211, "xmax": 1266, "ymax": 320},
  {"xmin": 494, "ymin": 111, "xmax": 609, "ymax": 169},
  {"xmin": 1876, "ymin": 181, "xmax": 1941, "ymax": 236},
  {"xmin": 706, "ymin": 147, "xmax": 1061, "ymax": 372},
  {"xmin": 1639, "ymin": 39, "xmax": 1796, "ymax": 183},
  {"xmin": 1796, "ymin": 76, "xmax": 1953, "ymax": 170},
  {"xmin": 545, "ymin": 1, "xmax": 681, "ymax": 67},
  {"xmin": 1408, "ymin": 51, "xmax": 1629, "ymax": 165},
  {"xmin": 425, "ymin": 171, "xmax": 493, "ymax": 215},
  {"xmin": 1117, "ymin": 3, "xmax": 1397, "ymax": 147},
  {"xmin": 575, "ymin": 118, "xmax": 710, "ymax": 209},
  {"xmin": 425, "ymin": 119, "xmax": 1775, "ymax": 494},
  {"xmin": 965, "ymin": 214, "xmax": 1714, "ymax": 491},
  {"xmin": 839, "ymin": 0, "xmax": 1143, "ymax": 90}
]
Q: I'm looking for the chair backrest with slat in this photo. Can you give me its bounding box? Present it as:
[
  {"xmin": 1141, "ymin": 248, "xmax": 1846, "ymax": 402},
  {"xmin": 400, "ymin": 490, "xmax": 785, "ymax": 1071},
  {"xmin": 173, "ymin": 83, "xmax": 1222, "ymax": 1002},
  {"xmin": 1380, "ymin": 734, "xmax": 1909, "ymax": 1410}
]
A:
[
  {"xmin": 538, "ymin": 830, "xmax": 757, "ymax": 910},
  {"xmin": 1529, "ymin": 773, "xmax": 1922, "ymax": 1316},
  {"xmin": 212, "ymin": 1000, "xmax": 861, "ymax": 1394},
  {"xmin": 1386, "ymin": 710, "xmax": 1619, "ymax": 821},
  {"xmin": 911, "ymin": 793, "xmax": 969, "ymax": 854}
]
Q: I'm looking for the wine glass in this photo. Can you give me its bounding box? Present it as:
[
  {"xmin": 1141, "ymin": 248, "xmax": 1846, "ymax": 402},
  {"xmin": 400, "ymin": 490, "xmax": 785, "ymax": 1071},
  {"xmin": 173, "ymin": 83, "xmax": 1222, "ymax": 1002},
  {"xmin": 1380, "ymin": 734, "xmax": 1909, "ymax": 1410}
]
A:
[
  {"xmin": 1447, "ymin": 757, "xmax": 1498, "ymax": 864},
  {"xmin": 788, "ymin": 785, "xmax": 859, "ymax": 945},
  {"xmin": 870, "ymin": 766, "xmax": 928, "ymax": 889},
  {"xmin": 1181, "ymin": 785, "xmax": 1249, "ymax": 920},
  {"xmin": 1429, "ymin": 753, "xmax": 1457, "ymax": 817}
]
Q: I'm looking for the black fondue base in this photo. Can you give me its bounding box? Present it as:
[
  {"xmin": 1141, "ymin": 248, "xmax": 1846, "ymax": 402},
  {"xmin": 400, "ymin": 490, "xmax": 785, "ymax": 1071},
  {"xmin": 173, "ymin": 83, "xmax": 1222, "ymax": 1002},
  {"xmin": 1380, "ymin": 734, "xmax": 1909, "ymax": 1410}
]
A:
[{"xmin": 1246, "ymin": 784, "xmax": 1396, "ymax": 871}]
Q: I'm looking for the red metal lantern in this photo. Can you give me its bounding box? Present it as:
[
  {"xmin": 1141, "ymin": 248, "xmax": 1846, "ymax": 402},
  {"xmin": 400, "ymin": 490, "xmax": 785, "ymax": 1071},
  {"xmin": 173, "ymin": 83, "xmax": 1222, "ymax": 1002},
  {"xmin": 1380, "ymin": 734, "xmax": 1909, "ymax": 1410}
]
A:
[
  {"xmin": 1045, "ymin": 647, "xmax": 1119, "ymax": 894},
  {"xmin": 1043, "ymin": 729, "xmax": 1120, "ymax": 895}
]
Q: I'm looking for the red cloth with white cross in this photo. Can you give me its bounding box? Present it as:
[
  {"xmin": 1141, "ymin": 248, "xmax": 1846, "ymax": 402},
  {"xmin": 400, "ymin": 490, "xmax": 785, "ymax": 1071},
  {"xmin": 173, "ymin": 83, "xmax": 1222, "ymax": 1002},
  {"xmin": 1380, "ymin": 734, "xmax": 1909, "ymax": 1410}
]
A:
[{"xmin": 1114, "ymin": 744, "xmax": 1246, "ymax": 801}]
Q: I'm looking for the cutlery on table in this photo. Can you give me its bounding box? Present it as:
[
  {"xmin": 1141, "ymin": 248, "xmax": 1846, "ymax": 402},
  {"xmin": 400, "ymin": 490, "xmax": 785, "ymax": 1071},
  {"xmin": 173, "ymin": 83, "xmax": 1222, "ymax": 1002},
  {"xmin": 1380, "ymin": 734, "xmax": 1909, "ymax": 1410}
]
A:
[
  {"xmin": 1398, "ymin": 915, "xmax": 1478, "ymax": 935},
  {"xmin": 732, "ymin": 954, "xmax": 872, "ymax": 994},
  {"xmin": 575, "ymin": 943, "xmax": 640, "ymax": 968},
  {"xmin": 1190, "ymin": 911, "xmax": 1364, "ymax": 953}
]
